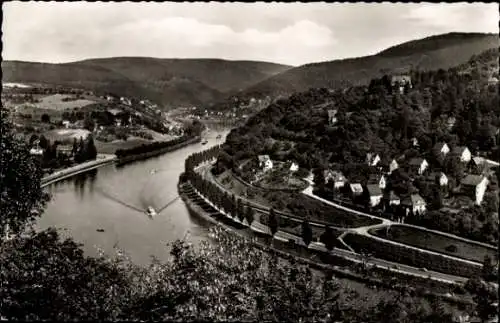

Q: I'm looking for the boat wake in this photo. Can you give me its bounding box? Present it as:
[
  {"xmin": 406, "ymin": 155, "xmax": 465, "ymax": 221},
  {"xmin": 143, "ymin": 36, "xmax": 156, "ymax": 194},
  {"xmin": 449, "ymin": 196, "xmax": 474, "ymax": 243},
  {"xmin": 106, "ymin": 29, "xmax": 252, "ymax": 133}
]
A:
[{"xmin": 93, "ymin": 186, "xmax": 145, "ymax": 214}]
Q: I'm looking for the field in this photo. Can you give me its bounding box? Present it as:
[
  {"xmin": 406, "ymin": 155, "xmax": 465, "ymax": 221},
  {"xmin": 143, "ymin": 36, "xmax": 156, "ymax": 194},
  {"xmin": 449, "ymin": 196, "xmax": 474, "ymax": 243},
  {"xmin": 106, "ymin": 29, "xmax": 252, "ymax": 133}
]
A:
[
  {"xmin": 29, "ymin": 94, "xmax": 96, "ymax": 110},
  {"xmin": 94, "ymin": 138, "xmax": 151, "ymax": 154},
  {"xmin": 369, "ymin": 225, "xmax": 498, "ymax": 263},
  {"xmin": 43, "ymin": 128, "xmax": 92, "ymax": 144}
]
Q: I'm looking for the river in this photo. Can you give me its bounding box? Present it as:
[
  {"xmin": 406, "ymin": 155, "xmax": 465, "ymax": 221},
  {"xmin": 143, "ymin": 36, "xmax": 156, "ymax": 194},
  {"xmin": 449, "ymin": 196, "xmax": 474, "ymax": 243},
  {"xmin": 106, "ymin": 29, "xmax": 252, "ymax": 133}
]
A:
[{"xmin": 38, "ymin": 128, "xmax": 230, "ymax": 265}]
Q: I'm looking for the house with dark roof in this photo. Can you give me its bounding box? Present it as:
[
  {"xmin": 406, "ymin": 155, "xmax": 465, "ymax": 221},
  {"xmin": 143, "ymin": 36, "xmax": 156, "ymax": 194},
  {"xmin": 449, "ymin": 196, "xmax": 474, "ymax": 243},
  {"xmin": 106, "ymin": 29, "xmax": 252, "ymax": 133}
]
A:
[
  {"xmin": 401, "ymin": 194, "xmax": 426, "ymax": 215},
  {"xmin": 460, "ymin": 175, "xmax": 489, "ymax": 205},
  {"xmin": 423, "ymin": 172, "xmax": 449, "ymax": 187},
  {"xmin": 433, "ymin": 142, "xmax": 450, "ymax": 157},
  {"xmin": 391, "ymin": 75, "xmax": 412, "ymax": 94},
  {"xmin": 367, "ymin": 173, "xmax": 387, "ymax": 189},
  {"xmin": 408, "ymin": 157, "xmax": 429, "ymax": 175},
  {"xmin": 366, "ymin": 152, "xmax": 381, "ymax": 167},
  {"xmin": 385, "ymin": 191, "xmax": 401, "ymax": 206},
  {"xmin": 349, "ymin": 183, "xmax": 363, "ymax": 199},
  {"xmin": 56, "ymin": 145, "xmax": 74, "ymax": 158},
  {"xmin": 446, "ymin": 116, "xmax": 456, "ymax": 131},
  {"xmin": 366, "ymin": 184, "xmax": 383, "ymax": 207},
  {"xmin": 451, "ymin": 146, "xmax": 472, "ymax": 163},
  {"xmin": 327, "ymin": 109, "xmax": 338, "ymax": 125},
  {"xmin": 325, "ymin": 170, "xmax": 347, "ymax": 189},
  {"xmin": 258, "ymin": 155, "xmax": 273, "ymax": 171}
]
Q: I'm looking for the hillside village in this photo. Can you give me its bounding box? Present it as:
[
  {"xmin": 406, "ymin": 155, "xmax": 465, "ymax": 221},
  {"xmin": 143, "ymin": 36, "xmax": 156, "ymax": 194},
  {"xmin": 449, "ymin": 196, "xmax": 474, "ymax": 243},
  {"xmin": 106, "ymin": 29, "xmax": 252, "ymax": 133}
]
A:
[{"xmin": 216, "ymin": 47, "xmax": 500, "ymax": 246}]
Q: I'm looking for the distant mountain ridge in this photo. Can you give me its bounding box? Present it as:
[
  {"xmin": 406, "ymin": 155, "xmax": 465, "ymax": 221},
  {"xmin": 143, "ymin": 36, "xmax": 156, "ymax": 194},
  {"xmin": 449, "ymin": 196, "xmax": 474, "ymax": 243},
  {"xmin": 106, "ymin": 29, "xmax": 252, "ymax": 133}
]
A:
[
  {"xmin": 2, "ymin": 58, "xmax": 292, "ymax": 109},
  {"xmin": 238, "ymin": 32, "xmax": 499, "ymax": 100},
  {"xmin": 2, "ymin": 32, "xmax": 498, "ymax": 109}
]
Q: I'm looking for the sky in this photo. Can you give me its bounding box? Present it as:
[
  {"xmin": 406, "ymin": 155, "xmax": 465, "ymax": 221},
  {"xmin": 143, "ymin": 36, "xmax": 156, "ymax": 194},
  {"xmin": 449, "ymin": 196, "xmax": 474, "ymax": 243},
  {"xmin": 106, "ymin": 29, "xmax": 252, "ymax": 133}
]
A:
[{"xmin": 2, "ymin": 2, "xmax": 498, "ymax": 66}]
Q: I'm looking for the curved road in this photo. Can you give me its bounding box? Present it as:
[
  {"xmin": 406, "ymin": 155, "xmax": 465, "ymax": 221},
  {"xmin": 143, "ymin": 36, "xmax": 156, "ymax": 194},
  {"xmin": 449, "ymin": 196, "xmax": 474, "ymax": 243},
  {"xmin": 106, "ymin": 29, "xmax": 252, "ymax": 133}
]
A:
[{"xmin": 195, "ymin": 163, "xmax": 483, "ymax": 284}]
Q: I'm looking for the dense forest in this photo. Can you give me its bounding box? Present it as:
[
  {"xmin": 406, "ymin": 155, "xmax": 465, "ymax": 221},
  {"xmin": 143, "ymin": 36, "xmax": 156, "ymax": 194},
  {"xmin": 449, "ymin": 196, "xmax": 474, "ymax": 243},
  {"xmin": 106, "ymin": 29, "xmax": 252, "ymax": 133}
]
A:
[{"xmin": 220, "ymin": 48, "xmax": 499, "ymax": 168}]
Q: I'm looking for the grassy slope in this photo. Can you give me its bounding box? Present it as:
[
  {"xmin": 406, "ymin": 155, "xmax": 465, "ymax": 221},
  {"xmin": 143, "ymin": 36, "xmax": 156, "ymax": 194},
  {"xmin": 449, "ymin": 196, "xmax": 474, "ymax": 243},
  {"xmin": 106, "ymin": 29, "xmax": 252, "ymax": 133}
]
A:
[{"xmin": 242, "ymin": 32, "xmax": 499, "ymax": 99}]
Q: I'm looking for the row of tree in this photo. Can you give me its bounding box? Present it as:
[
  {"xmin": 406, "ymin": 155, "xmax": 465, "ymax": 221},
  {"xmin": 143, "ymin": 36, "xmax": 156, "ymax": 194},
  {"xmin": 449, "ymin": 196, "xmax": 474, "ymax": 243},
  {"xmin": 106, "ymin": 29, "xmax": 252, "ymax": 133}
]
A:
[{"xmin": 115, "ymin": 134, "xmax": 195, "ymax": 158}]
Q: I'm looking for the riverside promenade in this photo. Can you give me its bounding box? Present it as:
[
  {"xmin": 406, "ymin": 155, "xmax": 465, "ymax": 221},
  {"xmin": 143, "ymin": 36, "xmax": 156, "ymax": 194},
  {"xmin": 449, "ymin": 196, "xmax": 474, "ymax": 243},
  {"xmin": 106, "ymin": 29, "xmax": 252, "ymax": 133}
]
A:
[{"xmin": 41, "ymin": 154, "xmax": 117, "ymax": 188}]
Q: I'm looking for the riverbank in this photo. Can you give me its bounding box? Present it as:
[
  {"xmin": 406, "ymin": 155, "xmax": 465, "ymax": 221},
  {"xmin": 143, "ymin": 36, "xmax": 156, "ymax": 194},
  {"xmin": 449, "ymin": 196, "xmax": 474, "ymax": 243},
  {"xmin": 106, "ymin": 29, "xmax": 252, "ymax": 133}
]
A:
[
  {"xmin": 115, "ymin": 136, "xmax": 201, "ymax": 165},
  {"xmin": 178, "ymin": 179, "xmax": 474, "ymax": 307},
  {"xmin": 41, "ymin": 154, "xmax": 116, "ymax": 188}
]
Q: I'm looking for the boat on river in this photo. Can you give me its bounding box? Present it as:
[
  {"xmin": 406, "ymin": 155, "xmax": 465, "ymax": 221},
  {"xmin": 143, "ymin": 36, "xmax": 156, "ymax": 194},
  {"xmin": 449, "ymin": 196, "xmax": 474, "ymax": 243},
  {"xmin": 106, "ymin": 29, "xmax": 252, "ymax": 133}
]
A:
[
  {"xmin": 146, "ymin": 206, "xmax": 157, "ymax": 217},
  {"xmin": 201, "ymin": 139, "xmax": 208, "ymax": 145},
  {"xmin": 216, "ymin": 134, "xmax": 222, "ymax": 140}
]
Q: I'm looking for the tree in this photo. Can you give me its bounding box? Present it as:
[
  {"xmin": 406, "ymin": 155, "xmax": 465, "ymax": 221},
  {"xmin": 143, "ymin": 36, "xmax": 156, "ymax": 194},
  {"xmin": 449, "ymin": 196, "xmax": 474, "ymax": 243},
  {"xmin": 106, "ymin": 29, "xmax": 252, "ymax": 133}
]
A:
[
  {"xmin": 39, "ymin": 135, "xmax": 49, "ymax": 150},
  {"xmin": 481, "ymin": 255, "xmax": 495, "ymax": 281},
  {"xmin": 41, "ymin": 113, "xmax": 51, "ymax": 123},
  {"xmin": 320, "ymin": 226, "xmax": 336, "ymax": 251},
  {"xmin": 245, "ymin": 207, "xmax": 255, "ymax": 226},
  {"xmin": 465, "ymin": 277, "xmax": 499, "ymax": 323},
  {"xmin": 313, "ymin": 167, "xmax": 326, "ymax": 193},
  {"xmin": 86, "ymin": 135, "xmax": 98, "ymax": 160},
  {"xmin": 1, "ymin": 107, "xmax": 50, "ymax": 237},
  {"xmin": 29, "ymin": 134, "xmax": 39, "ymax": 145},
  {"xmin": 236, "ymin": 198, "xmax": 245, "ymax": 222},
  {"xmin": 301, "ymin": 220, "xmax": 313, "ymax": 246},
  {"xmin": 72, "ymin": 138, "xmax": 78, "ymax": 156},
  {"xmin": 268, "ymin": 208, "xmax": 279, "ymax": 236},
  {"xmin": 83, "ymin": 115, "xmax": 95, "ymax": 132}
]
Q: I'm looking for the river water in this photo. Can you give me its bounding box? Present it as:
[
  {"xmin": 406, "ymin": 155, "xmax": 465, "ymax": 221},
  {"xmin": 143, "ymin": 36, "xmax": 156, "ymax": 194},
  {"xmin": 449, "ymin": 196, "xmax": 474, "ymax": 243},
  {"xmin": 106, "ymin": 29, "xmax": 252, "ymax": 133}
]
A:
[{"xmin": 38, "ymin": 128, "xmax": 230, "ymax": 265}]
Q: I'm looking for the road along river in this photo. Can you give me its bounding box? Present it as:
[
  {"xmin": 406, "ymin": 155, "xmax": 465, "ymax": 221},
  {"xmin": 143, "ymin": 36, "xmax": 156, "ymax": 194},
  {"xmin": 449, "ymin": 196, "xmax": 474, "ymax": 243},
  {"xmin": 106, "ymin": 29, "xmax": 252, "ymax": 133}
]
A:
[{"xmin": 38, "ymin": 129, "xmax": 230, "ymax": 265}]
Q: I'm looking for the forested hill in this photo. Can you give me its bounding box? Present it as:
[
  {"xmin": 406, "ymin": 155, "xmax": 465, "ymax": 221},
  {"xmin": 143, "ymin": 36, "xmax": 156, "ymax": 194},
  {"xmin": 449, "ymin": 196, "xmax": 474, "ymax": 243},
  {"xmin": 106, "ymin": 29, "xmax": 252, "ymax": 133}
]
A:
[
  {"xmin": 236, "ymin": 32, "xmax": 499, "ymax": 101},
  {"xmin": 1, "ymin": 58, "xmax": 291, "ymax": 109},
  {"xmin": 218, "ymin": 47, "xmax": 499, "ymax": 172}
]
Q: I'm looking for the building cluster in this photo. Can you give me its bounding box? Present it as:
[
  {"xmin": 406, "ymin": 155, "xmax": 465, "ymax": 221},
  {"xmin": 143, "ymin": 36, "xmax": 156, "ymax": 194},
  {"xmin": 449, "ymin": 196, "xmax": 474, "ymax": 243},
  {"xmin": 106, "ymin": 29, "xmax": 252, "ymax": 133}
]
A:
[{"xmin": 322, "ymin": 141, "xmax": 496, "ymax": 222}]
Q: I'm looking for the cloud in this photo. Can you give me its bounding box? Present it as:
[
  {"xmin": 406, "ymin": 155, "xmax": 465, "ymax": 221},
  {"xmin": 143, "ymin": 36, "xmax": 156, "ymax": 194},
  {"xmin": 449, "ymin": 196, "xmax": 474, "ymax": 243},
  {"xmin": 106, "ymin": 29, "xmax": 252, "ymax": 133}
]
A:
[
  {"xmin": 1, "ymin": 2, "xmax": 497, "ymax": 65},
  {"xmin": 403, "ymin": 3, "xmax": 499, "ymax": 33}
]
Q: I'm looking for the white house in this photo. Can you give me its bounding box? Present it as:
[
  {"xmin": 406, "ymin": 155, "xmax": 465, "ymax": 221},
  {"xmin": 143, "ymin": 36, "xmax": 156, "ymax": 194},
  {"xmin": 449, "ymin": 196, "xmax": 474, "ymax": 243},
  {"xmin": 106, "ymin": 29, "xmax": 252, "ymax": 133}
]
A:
[
  {"xmin": 446, "ymin": 117, "xmax": 456, "ymax": 131},
  {"xmin": 326, "ymin": 171, "xmax": 347, "ymax": 189},
  {"xmin": 349, "ymin": 183, "xmax": 364, "ymax": 197},
  {"xmin": 391, "ymin": 75, "xmax": 412, "ymax": 94},
  {"xmin": 366, "ymin": 153, "xmax": 381, "ymax": 167},
  {"xmin": 366, "ymin": 184, "xmax": 383, "ymax": 207},
  {"xmin": 433, "ymin": 142, "xmax": 450, "ymax": 157},
  {"xmin": 426, "ymin": 172, "xmax": 448, "ymax": 187},
  {"xmin": 258, "ymin": 155, "xmax": 273, "ymax": 172},
  {"xmin": 460, "ymin": 175, "xmax": 489, "ymax": 205},
  {"xmin": 289, "ymin": 162, "xmax": 299, "ymax": 172},
  {"xmin": 451, "ymin": 146, "xmax": 472, "ymax": 163},
  {"xmin": 62, "ymin": 120, "xmax": 71, "ymax": 129},
  {"xmin": 29, "ymin": 147, "xmax": 44, "ymax": 156},
  {"xmin": 327, "ymin": 109, "xmax": 338, "ymax": 125},
  {"xmin": 401, "ymin": 194, "xmax": 426, "ymax": 215},
  {"xmin": 386, "ymin": 191, "xmax": 400, "ymax": 206},
  {"xmin": 408, "ymin": 158, "xmax": 429, "ymax": 175}
]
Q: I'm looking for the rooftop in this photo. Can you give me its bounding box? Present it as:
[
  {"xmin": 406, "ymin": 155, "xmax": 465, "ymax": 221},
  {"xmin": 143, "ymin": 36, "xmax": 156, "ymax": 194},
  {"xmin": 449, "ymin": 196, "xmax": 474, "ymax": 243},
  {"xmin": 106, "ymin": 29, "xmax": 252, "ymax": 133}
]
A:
[
  {"xmin": 461, "ymin": 174, "xmax": 486, "ymax": 186},
  {"xmin": 366, "ymin": 184, "xmax": 382, "ymax": 196},
  {"xmin": 401, "ymin": 194, "xmax": 425, "ymax": 205},
  {"xmin": 408, "ymin": 157, "xmax": 426, "ymax": 166}
]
